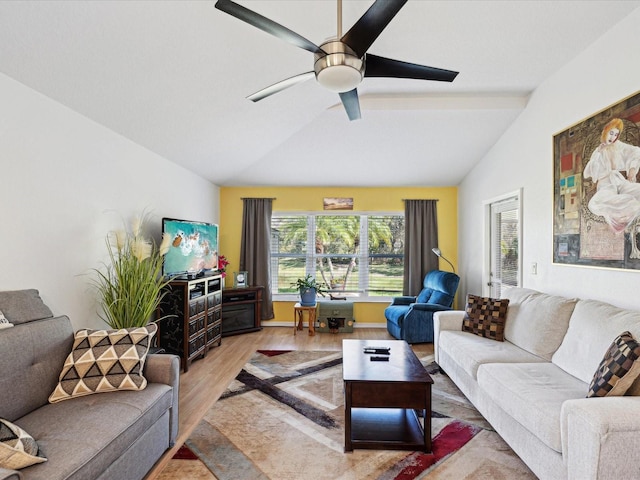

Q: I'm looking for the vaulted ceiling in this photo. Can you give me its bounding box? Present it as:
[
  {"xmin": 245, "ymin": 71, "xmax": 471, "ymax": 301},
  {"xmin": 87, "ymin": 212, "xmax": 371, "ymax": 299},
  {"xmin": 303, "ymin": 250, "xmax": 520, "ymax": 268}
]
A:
[{"xmin": 1, "ymin": 1, "xmax": 638, "ymax": 186}]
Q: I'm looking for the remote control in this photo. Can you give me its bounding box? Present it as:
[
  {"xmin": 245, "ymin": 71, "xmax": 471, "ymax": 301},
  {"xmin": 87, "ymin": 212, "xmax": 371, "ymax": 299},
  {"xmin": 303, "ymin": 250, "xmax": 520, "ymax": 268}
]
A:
[
  {"xmin": 370, "ymin": 356, "xmax": 389, "ymax": 362},
  {"xmin": 363, "ymin": 347, "xmax": 391, "ymax": 355}
]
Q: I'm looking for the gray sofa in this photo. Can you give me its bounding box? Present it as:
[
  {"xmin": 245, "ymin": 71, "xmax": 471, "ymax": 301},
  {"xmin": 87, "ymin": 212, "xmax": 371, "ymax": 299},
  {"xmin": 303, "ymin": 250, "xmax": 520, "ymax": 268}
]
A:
[
  {"xmin": 434, "ymin": 287, "xmax": 640, "ymax": 480},
  {"xmin": 0, "ymin": 289, "xmax": 180, "ymax": 480}
]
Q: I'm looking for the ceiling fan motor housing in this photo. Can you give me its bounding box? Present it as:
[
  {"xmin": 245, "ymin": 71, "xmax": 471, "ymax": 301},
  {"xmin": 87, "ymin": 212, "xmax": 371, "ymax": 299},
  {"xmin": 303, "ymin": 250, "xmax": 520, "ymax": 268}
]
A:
[{"xmin": 314, "ymin": 41, "xmax": 364, "ymax": 93}]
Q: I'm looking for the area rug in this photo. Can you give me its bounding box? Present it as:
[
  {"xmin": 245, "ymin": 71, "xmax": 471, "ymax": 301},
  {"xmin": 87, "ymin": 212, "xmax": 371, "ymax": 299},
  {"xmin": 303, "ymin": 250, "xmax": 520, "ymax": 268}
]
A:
[{"xmin": 159, "ymin": 350, "xmax": 536, "ymax": 480}]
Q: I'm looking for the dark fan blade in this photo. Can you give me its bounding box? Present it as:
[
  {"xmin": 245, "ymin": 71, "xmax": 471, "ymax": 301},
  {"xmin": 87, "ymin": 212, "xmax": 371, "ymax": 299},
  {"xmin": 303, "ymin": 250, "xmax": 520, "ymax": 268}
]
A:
[
  {"xmin": 215, "ymin": 0, "xmax": 324, "ymax": 54},
  {"xmin": 247, "ymin": 72, "xmax": 315, "ymax": 102},
  {"xmin": 339, "ymin": 89, "xmax": 361, "ymax": 121},
  {"xmin": 365, "ymin": 54, "xmax": 458, "ymax": 82},
  {"xmin": 341, "ymin": 0, "xmax": 408, "ymax": 58}
]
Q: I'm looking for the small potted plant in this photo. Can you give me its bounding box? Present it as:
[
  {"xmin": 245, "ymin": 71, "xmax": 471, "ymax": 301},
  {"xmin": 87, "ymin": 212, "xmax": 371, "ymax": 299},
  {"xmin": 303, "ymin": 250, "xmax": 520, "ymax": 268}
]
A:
[
  {"xmin": 291, "ymin": 274, "xmax": 328, "ymax": 306},
  {"xmin": 330, "ymin": 275, "xmax": 346, "ymax": 291},
  {"xmin": 218, "ymin": 254, "xmax": 229, "ymax": 287}
]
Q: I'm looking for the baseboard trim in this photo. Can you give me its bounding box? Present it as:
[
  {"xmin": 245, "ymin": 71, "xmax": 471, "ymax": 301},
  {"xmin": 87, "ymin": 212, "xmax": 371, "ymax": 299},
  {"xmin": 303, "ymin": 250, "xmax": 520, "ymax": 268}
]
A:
[{"xmin": 262, "ymin": 321, "xmax": 386, "ymax": 329}]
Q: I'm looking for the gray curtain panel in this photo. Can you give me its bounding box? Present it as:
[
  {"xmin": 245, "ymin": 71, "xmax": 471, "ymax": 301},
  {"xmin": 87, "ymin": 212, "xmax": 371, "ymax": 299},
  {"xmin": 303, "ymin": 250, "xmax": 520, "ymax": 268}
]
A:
[
  {"xmin": 403, "ymin": 199, "xmax": 439, "ymax": 296},
  {"xmin": 239, "ymin": 198, "xmax": 274, "ymax": 320}
]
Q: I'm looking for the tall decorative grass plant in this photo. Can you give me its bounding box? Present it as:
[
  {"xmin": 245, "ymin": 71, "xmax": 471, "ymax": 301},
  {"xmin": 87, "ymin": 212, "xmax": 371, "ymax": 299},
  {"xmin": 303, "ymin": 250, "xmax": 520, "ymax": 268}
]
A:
[{"xmin": 93, "ymin": 214, "xmax": 173, "ymax": 329}]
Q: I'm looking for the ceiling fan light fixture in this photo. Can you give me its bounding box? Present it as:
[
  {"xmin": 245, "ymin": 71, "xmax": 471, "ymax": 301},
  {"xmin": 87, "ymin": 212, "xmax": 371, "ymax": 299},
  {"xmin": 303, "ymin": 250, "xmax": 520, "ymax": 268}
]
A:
[
  {"xmin": 314, "ymin": 41, "xmax": 364, "ymax": 93},
  {"xmin": 316, "ymin": 64, "xmax": 362, "ymax": 92}
]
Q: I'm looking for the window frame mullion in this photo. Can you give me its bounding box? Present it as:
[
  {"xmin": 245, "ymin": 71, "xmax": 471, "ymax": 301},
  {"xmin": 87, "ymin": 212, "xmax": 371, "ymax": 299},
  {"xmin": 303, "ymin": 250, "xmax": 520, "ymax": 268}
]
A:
[
  {"xmin": 359, "ymin": 215, "xmax": 368, "ymax": 293},
  {"xmin": 306, "ymin": 215, "xmax": 316, "ymax": 276}
]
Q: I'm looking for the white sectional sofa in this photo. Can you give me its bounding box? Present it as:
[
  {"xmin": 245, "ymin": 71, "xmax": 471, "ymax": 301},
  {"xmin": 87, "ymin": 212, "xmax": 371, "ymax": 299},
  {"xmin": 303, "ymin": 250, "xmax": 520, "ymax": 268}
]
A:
[{"xmin": 434, "ymin": 287, "xmax": 640, "ymax": 480}]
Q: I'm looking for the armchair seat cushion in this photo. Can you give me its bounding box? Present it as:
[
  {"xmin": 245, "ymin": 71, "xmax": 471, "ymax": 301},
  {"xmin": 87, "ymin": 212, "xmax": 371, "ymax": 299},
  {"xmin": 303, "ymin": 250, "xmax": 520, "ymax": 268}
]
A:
[{"xmin": 384, "ymin": 305, "xmax": 408, "ymax": 326}]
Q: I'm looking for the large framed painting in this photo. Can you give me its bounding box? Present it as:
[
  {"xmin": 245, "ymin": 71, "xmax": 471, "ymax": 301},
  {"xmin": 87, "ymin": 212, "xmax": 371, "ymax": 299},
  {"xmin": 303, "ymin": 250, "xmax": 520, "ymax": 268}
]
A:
[{"xmin": 553, "ymin": 91, "xmax": 640, "ymax": 270}]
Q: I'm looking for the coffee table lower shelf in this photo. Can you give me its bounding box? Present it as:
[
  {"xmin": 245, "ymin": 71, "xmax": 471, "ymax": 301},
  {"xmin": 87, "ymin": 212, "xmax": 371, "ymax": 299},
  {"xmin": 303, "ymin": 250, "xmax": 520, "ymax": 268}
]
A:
[{"xmin": 348, "ymin": 407, "xmax": 427, "ymax": 451}]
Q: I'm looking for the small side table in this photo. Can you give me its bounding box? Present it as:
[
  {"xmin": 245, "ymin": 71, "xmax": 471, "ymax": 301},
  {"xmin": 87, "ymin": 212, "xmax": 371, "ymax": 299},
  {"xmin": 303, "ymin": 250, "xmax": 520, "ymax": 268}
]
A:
[{"xmin": 294, "ymin": 303, "xmax": 317, "ymax": 336}]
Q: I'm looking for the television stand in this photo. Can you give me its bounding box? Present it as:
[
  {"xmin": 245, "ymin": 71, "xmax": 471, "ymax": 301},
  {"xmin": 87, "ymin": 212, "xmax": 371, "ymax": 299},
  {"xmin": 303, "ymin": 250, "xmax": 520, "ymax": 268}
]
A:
[{"xmin": 157, "ymin": 275, "xmax": 223, "ymax": 372}]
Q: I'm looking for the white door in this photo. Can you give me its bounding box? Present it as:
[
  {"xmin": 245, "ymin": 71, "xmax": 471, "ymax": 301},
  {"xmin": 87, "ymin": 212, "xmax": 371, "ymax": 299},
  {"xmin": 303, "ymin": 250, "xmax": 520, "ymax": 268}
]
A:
[{"xmin": 484, "ymin": 192, "xmax": 521, "ymax": 298}]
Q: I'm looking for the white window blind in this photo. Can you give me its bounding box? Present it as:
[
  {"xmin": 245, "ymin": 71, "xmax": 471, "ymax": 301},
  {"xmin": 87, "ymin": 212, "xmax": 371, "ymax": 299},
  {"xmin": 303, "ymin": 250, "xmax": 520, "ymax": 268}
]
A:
[
  {"xmin": 271, "ymin": 213, "xmax": 404, "ymax": 298},
  {"xmin": 489, "ymin": 196, "xmax": 520, "ymax": 298}
]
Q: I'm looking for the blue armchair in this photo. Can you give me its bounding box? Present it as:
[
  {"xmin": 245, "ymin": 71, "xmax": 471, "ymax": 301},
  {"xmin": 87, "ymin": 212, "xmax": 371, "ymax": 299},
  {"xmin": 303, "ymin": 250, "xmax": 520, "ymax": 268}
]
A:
[{"xmin": 385, "ymin": 270, "xmax": 460, "ymax": 344}]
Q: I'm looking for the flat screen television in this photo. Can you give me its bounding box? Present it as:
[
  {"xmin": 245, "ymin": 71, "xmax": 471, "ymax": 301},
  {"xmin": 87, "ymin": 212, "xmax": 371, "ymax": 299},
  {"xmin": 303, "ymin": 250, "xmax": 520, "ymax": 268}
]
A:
[{"xmin": 162, "ymin": 217, "xmax": 219, "ymax": 278}]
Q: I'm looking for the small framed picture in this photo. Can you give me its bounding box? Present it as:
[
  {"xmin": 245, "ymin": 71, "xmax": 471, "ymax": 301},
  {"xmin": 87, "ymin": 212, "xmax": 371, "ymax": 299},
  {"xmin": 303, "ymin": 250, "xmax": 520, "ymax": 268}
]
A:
[
  {"xmin": 234, "ymin": 271, "xmax": 248, "ymax": 288},
  {"xmin": 323, "ymin": 197, "xmax": 353, "ymax": 210}
]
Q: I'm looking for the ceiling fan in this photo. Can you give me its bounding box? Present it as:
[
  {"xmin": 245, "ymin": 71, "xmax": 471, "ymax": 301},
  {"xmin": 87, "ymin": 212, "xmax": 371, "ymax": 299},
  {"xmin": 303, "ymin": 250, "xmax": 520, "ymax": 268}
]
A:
[{"xmin": 215, "ymin": 0, "xmax": 458, "ymax": 121}]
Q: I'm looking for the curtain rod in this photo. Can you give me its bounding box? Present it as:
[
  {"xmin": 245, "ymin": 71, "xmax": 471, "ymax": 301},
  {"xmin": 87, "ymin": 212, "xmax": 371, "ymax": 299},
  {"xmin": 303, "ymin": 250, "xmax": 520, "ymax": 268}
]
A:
[
  {"xmin": 240, "ymin": 197, "xmax": 276, "ymax": 200},
  {"xmin": 401, "ymin": 199, "xmax": 439, "ymax": 201}
]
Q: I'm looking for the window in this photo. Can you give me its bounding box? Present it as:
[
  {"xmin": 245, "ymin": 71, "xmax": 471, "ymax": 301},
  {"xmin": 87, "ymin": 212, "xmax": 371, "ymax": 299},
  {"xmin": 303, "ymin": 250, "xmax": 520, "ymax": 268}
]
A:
[{"xmin": 271, "ymin": 213, "xmax": 404, "ymax": 298}]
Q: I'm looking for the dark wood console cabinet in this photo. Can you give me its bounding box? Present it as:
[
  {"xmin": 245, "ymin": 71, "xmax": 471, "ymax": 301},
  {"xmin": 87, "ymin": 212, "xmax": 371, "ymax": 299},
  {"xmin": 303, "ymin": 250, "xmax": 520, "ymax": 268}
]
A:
[
  {"xmin": 157, "ymin": 275, "xmax": 222, "ymax": 372},
  {"xmin": 221, "ymin": 285, "xmax": 263, "ymax": 337}
]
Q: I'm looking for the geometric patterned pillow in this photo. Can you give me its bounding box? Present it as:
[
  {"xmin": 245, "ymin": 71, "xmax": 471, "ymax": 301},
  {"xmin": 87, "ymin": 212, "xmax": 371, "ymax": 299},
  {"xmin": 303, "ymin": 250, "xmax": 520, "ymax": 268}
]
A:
[
  {"xmin": 0, "ymin": 309, "xmax": 13, "ymax": 329},
  {"xmin": 587, "ymin": 331, "xmax": 640, "ymax": 398},
  {"xmin": 0, "ymin": 418, "xmax": 47, "ymax": 469},
  {"xmin": 48, "ymin": 324, "xmax": 157, "ymax": 403},
  {"xmin": 462, "ymin": 294, "xmax": 510, "ymax": 342}
]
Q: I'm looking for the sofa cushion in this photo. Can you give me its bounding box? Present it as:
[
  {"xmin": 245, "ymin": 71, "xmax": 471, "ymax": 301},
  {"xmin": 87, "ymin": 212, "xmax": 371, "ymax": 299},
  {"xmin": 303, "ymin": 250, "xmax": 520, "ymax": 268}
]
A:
[
  {"xmin": 502, "ymin": 287, "xmax": 577, "ymax": 361},
  {"xmin": 0, "ymin": 418, "xmax": 47, "ymax": 469},
  {"xmin": 439, "ymin": 330, "xmax": 546, "ymax": 380},
  {"xmin": 0, "ymin": 289, "xmax": 53, "ymax": 325},
  {"xmin": 477, "ymin": 362, "xmax": 588, "ymax": 453},
  {"xmin": 462, "ymin": 294, "xmax": 509, "ymax": 341},
  {"xmin": 587, "ymin": 331, "xmax": 640, "ymax": 397},
  {"xmin": 49, "ymin": 324, "xmax": 157, "ymax": 403},
  {"xmin": 552, "ymin": 299, "xmax": 640, "ymax": 383},
  {"xmin": 0, "ymin": 315, "xmax": 74, "ymax": 422},
  {"xmin": 18, "ymin": 384, "xmax": 172, "ymax": 480}
]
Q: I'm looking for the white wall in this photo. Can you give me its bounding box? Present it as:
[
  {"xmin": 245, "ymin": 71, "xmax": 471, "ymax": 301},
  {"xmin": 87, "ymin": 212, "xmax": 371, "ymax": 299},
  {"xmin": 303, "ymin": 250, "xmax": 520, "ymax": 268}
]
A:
[
  {"xmin": 0, "ymin": 73, "xmax": 219, "ymax": 329},
  {"xmin": 459, "ymin": 7, "xmax": 640, "ymax": 310}
]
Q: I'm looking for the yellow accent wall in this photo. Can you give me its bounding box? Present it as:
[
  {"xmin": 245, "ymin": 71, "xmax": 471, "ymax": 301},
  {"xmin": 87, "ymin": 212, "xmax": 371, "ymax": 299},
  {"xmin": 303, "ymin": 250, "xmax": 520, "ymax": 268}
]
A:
[{"xmin": 219, "ymin": 187, "xmax": 458, "ymax": 325}]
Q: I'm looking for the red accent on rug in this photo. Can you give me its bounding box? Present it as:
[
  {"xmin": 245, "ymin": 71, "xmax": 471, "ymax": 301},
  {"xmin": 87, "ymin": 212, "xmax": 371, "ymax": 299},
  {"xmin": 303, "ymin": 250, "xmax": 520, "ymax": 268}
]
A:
[
  {"xmin": 172, "ymin": 444, "xmax": 199, "ymax": 460},
  {"xmin": 256, "ymin": 350, "xmax": 293, "ymax": 357},
  {"xmin": 392, "ymin": 421, "xmax": 481, "ymax": 480}
]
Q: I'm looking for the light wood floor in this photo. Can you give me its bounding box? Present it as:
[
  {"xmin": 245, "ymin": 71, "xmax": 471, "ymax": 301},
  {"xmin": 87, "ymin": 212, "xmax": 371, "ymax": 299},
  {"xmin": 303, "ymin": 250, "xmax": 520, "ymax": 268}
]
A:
[{"xmin": 144, "ymin": 326, "xmax": 434, "ymax": 480}]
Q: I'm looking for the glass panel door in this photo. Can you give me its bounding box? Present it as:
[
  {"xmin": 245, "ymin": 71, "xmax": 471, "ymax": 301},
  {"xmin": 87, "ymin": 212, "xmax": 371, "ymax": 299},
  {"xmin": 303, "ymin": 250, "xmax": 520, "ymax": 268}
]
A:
[{"xmin": 487, "ymin": 194, "xmax": 520, "ymax": 298}]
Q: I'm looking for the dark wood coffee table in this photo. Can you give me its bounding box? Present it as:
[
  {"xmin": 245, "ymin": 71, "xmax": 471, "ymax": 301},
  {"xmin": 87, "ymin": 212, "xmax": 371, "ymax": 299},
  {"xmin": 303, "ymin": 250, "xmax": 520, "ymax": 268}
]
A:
[{"xmin": 342, "ymin": 339, "xmax": 433, "ymax": 452}]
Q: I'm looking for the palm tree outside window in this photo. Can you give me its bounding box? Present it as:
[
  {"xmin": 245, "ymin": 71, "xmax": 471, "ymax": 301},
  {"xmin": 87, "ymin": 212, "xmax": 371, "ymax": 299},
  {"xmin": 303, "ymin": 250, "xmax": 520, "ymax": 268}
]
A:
[{"xmin": 270, "ymin": 213, "xmax": 404, "ymax": 298}]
